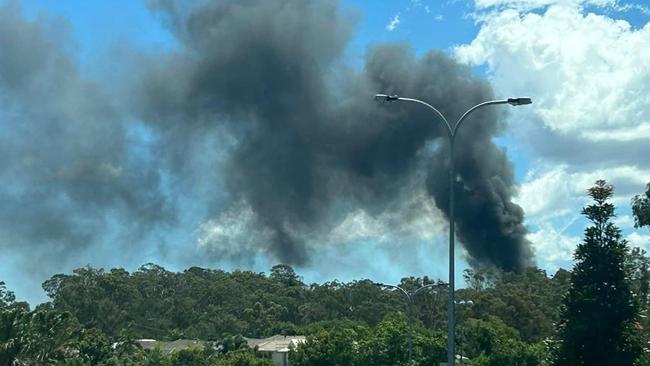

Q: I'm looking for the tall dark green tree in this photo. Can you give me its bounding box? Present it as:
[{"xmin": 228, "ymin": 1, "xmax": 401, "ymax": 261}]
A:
[
  {"xmin": 554, "ymin": 180, "xmax": 641, "ymax": 366},
  {"xmin": 632, "ymin": 183, "xmax": 650, "ymax": 229}
]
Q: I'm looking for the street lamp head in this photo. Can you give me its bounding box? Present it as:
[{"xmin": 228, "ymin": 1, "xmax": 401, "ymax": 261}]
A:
[
  {"xmin": 456, "ymin": 300, "xmax": 474, "ymax": 305},
  {"xmin": 374, "ymin": 93, "xmax": 399, "ymax": 102},
  {"xmin": 507, "ymin": 97, "xmax": 532, "ymax": 106}
]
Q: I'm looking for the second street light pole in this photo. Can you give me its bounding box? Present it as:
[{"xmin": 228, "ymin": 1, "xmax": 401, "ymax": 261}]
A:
[
  {"xmin": 374, "ymin": 94, "xmax": 532, "ymax": 366},
  {"xmin": 456, "ymin": 299, "xmax": 474, "ymax": 364},
  {"xmin": 374, "ymin": 282, "xmax": 447, "ymax": 366}
]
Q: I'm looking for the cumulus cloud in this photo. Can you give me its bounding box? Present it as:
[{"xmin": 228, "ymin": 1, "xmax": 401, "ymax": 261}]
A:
[
  {"xmin": 515, "ymin": 165, "xmax": 650, "ymax": 216},
  {"xmin": 527, "ymin": 223, "xmax": 580, "ymax": 267},
  {"xmin": 627, "ymin": 232, "xmax": 650, "ymax": 248},
  {"xmin": 456, "ymin": 4, "xmax": 650, "ymax": 142},
  {"xmin": 613, "ymin": 214, "xmax": 636, "ymax": 229},
  {"xmin": 515, "ymin": 165, "xmax": 650, "ymax": 268},
  {"xmin": 456, "ymin": 1, "xmax": 650, "ymax": 270}
]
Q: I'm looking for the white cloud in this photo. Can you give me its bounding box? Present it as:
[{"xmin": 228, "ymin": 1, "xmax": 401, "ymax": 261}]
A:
[
  {"xmin": 611, "ymin": 2, "xmax": 650, "ymax": 15},
  {"xmin": 515, "ymin": 166, "xmax": 581, "ymax": 221},
  {"xmin": 474, "ymin": 0, "xmax": 614, "ymax": 11},
  {"xmin": 516, "ymin": 164, "xmax": 650, "ymax": 269},
  {"xmin": 627, "ymin": 232, "xmax": 650, "ymax": 248},
  {"xmin": 613, "ymin": 214, "xmax": 636, "ymax": 229},
  {"xmin": 515, "ymin": 165, "xmax": 650, "ymax": 222},
  {"xmin": 455, "ymin": 4, "xmax": 650, "ymax": 142},
  {"xmin": 452, "ymin": 1, "xmax": 650, "ymax": 271},
  {"xmin": 528, "ymin": 223, "xmax": 580, "ymax": 266},
  {"xmin": 386, "ymin": 14, "xmax": 401, "ymax": 31}
]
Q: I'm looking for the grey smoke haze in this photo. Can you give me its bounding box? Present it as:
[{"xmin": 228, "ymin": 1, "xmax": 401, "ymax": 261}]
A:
[
  {"xmin": 0, "ymin": 0, "xmax": 533, "ymax": 280},
  {"xmin": 0, "ymin": 1, "xmax": 174, "ymax": 275}
]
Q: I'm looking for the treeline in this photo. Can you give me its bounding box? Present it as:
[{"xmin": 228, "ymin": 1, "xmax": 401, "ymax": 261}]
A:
[
  {"xmin": 0, "ymin": 181, "xmax": 649, "ymax": 365},
  {"xmin": 1, "ymin": 263, "xmax": 572, "ymax": 365}
]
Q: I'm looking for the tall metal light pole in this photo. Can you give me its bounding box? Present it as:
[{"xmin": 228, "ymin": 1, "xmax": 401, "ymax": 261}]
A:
[
  {"xmin": 374, "ymin": 94, "xmax": 532, "ymax": 366},
  {"xmin": 374, "ymin": 282, "xmax": 447, "ymax": 366}
]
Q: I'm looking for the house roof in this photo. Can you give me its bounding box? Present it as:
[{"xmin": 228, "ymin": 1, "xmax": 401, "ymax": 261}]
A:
[
  {"xmin": 136, "ymin": 339, "xmax": 213, "ymax": 354},
  {"xmin": 245, "ymin": 335, "xmax": 306, "ymax": 353}
]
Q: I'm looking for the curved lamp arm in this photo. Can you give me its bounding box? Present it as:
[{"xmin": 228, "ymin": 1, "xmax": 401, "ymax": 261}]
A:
[
  {"xmin": 375, "ymin": 94, "xmax": 453, "ymax": 138},
  {"xmin": 375, "ymin": 282, "xmax": 449, "ymax": 300},
  {"xmin": 412, "ymin": 282, "xmax": 448, "ymax": 298},
  {"xmin": 375, "ymin": 94, "xmax": 532, "ymax": 140},
  {"xmin": 374, "ymin": 282, "xmax": 411, "ymax": 302},
  {"xmin": 453, "ymin": 100, "xmax": 508, "ymax": 137}
]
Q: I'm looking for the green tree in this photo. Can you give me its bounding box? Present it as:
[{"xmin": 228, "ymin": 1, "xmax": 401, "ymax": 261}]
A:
[
  {"xmin": 0, "ymin": 307, "xmax": 25, "ymax": 365},
  {"xmin": 627, "ymin": 248, "xmax": 650, "ymax": 311},
  {"xmin": 291, "ymin": 325, "xmax": 367, "ymax": 366},
  {"xmin": 73, "ymin": 328, "xmax": 113, "ymax": 364},
  {"xmin": 632, "ymin": 183, "xmax": 650, "ymax": 229},
  {"xmin": 166, "ymin": 346, "xmax": 210, "ymax": 366},
  {"xmin": 554, "ymin": 180, "xmax": 642, "ymax": 366},
  {"xmin": 357, "ymin": 313, "xmax": 446, "ymax": 366},
  {"xmin": 462, "ymin": 317, "xmax": 547, "ymax": 366},
  {"xmin": 215, "ymin": 349, "xmax": 275, "ymax": 366},
  {"xmin": 0, "ymin": 304, "xmax": 81, "ymax": 365},
  {"xmin": 0, "ymin": 281, "xmax": 16, "ymax": 309},
  {"xmin": 460, "ymin": 267, "xmax": 566, "ymax": 343},
  {"xmin": 270, "ymin": 264, "xmax": 303, "ymax": 287}
]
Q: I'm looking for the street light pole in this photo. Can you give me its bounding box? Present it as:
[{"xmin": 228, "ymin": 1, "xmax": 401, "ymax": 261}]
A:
[
  {"xmin": 374, "ymin": 94, "xmax": 532, "ymax": 366},
  {"xmin": 455, "ymin": 300, "xmax": 474, "ymax": 365},
  {"xmin": 374, "ymin": 282, "xmax": 447, "ymax": 366}
]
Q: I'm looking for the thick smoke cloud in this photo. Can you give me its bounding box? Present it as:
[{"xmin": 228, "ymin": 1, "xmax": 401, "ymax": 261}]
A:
[
  {"xmin": 0, "ymin": 0, "xmax": 532, "ymax": 282},
  {"xmin": 135, "ymin": 0, "xmax": 533, "ymax": 271}
]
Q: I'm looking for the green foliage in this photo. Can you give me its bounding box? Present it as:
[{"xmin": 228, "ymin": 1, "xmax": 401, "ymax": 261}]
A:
[
  {"xmin": 214, "ymin": 349, "xmax": 275, "ymax": 366},
  {"xmin": 0, "ymin": 304, "xmax": 81, "ymax": 365},
  {"xmin": 73, "ymin": 328, "xmax": 113, "ymax": 364},
  {"xmin": 459, "ymin": 267, "xmax": 569, "ymax": 343},
  {"xmin": 40, "ymin": 264, "xmax": 417, "ymax": 341},
  {"xmin": 554, "ymin": 180, "xmax": 642, "ymax": 365},
  {"xmin": 0, "ymin": 281, "xmax": 16, "ymax": 309},
  {"xmin": 27, "ymin": 255, "xmax": 634, "ymax": 365},
  {"xmin": 462, "ymin": 317, "xmax": 548, "ymax": 366},
  {"xmin": 291, "ymin": 323, "xmax": 369, "ymax": 365},
  {"xmin": 167, "ymin": 346, "xmax": 212, "ymax": 366},
  {"xmin": 291, "ymin": 313, "xmax": 446, "ymax": 366},
  {"xmin": 0, "ymin": 307, "xmax": 24, "ymax": 365},
  {"xmin": 54, "ymin": 359, "xmax": 91, "ymax": 366},
  {"xmin": 632, "ymin": 183, "xmax": 650, "ymax": 229},
  {"xmin": 357, "ymin": 313, "xmax": 414, "ymax": 365}
]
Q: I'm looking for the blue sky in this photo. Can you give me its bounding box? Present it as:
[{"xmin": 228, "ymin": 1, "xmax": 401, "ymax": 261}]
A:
[{"xmin": 2, "ymin": 0, "xmax": 650, "ymax": 305}]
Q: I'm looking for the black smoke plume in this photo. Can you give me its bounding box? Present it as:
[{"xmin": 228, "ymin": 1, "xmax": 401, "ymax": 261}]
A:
[
  {"xmin": 0, "ymin": 0, "xmax": 533, "ymax": 280},
  {"xmin": 136, "ymin": 0, "xmax": 533, "ymax": 271}
]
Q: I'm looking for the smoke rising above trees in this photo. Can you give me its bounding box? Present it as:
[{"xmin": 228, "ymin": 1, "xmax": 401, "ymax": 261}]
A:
[{"xmin": 0, "ymin": 0, "xmax": 533, "ymax": 276}]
